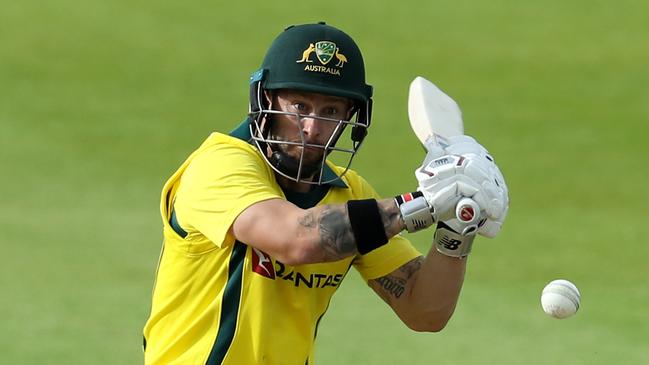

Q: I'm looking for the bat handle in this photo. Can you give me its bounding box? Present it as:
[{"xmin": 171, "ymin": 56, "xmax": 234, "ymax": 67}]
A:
[{"xmin": 454, "ymin": 197, "xmax": 480, "ymax": 235}]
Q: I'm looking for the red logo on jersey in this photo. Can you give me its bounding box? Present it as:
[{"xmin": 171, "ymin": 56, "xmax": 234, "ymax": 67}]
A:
[{"xmin": 251, "ymin": 247, "xmax": 275, "ymax": 279}]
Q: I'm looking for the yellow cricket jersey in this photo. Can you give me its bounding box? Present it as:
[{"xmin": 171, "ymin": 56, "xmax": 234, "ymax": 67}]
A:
[{"xmin": 143, "ymin": 123, "xmax": 421, "ymax": 365}]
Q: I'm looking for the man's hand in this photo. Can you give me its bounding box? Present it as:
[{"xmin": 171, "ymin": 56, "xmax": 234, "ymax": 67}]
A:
[{"xmin": 415, "ymin": 135, "xmax": 509, "ymax": 238}]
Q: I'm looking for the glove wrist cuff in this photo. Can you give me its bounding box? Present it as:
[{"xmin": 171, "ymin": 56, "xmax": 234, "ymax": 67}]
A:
[
  {"xmin": 434, "ymin": 222, "xmax": 475, "ymax": 258},
  {"xmin": 395, "ymin": 192, "xmax": 435, "ymax": 233}
]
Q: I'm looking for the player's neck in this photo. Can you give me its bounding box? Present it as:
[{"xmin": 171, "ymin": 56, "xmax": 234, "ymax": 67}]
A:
[{"xmin": 276, "ymin": 174, "xmax": 313, "ymax": 193}]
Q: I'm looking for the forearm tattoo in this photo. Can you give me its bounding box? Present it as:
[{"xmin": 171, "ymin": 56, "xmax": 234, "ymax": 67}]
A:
[
  {"xmin": 376, "ymin": 276, "xmax": 407, "ymax": 298},
  {"xmin": 373, "ymin": 256, "xmax": 424, "ymax": 300},
  {"xmin": 299, "ymin": 206, "xmax": 357, "ymax": 260},
  {"xmin": 297, "ymin": 200, "xmax": 406, "ymax": 261},
  {"xmin": 399, "ymin": 256, "xmax": 424, "ymax": 280},
  {"xmin": 379, "ymin": 200, "xmax": 405, "ymax": 237},
  {"xmin": 298, "ymin": 212, "xmax": 316, "ymax": 229}
]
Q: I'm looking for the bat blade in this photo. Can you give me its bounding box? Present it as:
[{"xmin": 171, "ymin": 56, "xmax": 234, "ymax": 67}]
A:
[
  {"xmin": 407, "ymin": 76, "xmax": 478, "ymax": 232},
  {"xmin": 408, "ymin": 76, "xmax": 464, "ymax": 143}
]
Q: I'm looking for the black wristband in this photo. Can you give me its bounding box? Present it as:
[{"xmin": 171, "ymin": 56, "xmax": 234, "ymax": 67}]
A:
[{"xmin": 346, "ymin": 199, "xmax": 389, "ymax": 255}]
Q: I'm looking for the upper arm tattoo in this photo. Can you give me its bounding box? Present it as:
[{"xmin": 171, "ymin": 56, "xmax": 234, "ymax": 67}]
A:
[{"xmin": 371, "ymin": 256, "xmax": 424, "ymax": 302}]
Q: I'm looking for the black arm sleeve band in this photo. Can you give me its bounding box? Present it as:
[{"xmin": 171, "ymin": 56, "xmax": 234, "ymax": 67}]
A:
[{"xmin": 346, "ymin": 199, "xmax": 389, "ymax": 255}]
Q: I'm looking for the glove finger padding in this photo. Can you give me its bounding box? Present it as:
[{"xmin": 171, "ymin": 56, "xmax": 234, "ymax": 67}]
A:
[
  {"xmin": 449, "ymin": 135, "xmax": 509, "ymax": 235},
  {"xmin": 416, "ymin": 134, "xmax": 509, "ymax": 238},
  {"xmin": 416, "ymin": 154, "xmax": 466, "ymax": 183},
  {"xmin": 419, "ymin": 181, "xmax": 462, "ymax": 222},
  {"xmin": 477, "ymin": 218, "xmax": 503, "ymax": 238}
]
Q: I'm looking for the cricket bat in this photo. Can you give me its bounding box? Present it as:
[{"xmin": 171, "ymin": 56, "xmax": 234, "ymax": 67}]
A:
[{"xmin": 408, "ymin": 76, "xmax": 480, "ymax": 233}]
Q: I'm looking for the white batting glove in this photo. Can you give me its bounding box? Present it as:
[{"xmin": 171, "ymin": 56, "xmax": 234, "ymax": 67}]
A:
[
  {"xmin": 416, "ymin": 135, "xmax": 509, "ymax": 238},
  {"xmin": 444, "ymin": 135, "xmax": 509, "ymax": 238}
]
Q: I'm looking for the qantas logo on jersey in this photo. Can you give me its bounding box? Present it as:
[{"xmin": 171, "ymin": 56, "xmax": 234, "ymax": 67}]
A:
[
  {"xmin": 250, "ymin": 248, "xmax": 343, "ymax": 289},
  {"xmin": 251, "ymin": 247, "xmax": 276, "ymax": 279}
]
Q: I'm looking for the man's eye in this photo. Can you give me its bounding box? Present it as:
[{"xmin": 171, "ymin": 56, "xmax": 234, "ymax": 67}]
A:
[
  {"xmin": 293, "ymin": 103, "xmax": 306, "ymax": 112},
  {"xmin": 323, "ymin": 107, "xmax": 338, "ymax": 116}
]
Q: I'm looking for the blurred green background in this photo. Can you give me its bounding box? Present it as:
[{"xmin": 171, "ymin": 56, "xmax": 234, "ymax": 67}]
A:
[{"xmin": 2, "ymin": 0, "xmax": 648, "ymax": 364}]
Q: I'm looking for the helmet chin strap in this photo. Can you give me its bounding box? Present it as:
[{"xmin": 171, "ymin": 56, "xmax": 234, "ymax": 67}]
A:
[{"xmin": 268, "ymin": 148, "xmax": 321, "ymax": 182}]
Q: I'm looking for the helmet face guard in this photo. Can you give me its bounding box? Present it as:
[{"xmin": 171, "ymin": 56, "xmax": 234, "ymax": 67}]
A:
[
  {"xmin": 248, "ymin": 79, "xmax": 371, "ymax": 185},
  {"xmin": 248, "ymin": 23, "xmax": 373, "ymax": 185}
]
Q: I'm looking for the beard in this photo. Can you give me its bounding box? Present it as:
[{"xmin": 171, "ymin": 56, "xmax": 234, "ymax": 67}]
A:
[
  {"xmin": 268, "ymin": 143, "xmax": 323, "ymax": 181},
  {"xmin": 264, "ymin": 113, "xmax": 331, "ymax": 181}
]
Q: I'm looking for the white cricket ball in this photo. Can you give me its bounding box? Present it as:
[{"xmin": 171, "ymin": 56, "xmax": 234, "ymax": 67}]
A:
[{"xmin": 541, "ymin": 279, "xmax": 581, "ymax": 319}]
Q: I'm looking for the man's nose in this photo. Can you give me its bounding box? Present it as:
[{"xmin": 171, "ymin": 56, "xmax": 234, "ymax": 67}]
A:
[{"xmin": 301, "ymin": 115, "xmax": 322, "ymax": 139}]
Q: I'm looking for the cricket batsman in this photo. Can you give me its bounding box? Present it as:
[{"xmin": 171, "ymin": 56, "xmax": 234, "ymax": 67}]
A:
[{"xmin": 143, "ymin": 22, "xmax": 509, "ymax": 364}]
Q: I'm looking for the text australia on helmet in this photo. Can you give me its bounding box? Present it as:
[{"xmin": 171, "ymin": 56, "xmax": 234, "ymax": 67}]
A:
[{"xmin": 248, "ymin": 22, "xmax": 373, "ymax": 184}]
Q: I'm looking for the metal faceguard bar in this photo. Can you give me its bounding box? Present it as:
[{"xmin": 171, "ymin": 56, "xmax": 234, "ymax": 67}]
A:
[{"xmin": 248, "ymin": 108, "xmax": 367, "ymax": 185}]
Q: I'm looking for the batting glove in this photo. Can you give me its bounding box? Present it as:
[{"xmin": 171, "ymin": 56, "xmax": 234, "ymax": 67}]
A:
[{"xmin": 416, "ymin": 135, "xmax": 509, "ymax": 238}]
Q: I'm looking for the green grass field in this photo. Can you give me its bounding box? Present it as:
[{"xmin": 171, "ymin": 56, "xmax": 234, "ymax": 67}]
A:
[{"xmin": 2, "ymin": 0, "xmax": 648, "ymax": 363}]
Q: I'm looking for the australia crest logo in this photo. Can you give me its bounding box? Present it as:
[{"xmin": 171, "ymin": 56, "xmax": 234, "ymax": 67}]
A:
[{"xmin": 297, "ymin": 41, "xmax": 347, "ymax": 75}]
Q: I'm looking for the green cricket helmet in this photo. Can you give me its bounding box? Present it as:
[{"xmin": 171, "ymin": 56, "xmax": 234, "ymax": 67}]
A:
[{"xmin": 249, "ymin": 22, "xmax": 373, "ymax": 185}]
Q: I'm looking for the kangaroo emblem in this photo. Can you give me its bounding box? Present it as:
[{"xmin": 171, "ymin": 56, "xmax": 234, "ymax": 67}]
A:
[
  {"xmin": 334, "ymin": 49, "xmax": 348, "ymax": 67},
  {"xmin": 296, "ymin": 43, "xmax": 315, "ymax": 63}
]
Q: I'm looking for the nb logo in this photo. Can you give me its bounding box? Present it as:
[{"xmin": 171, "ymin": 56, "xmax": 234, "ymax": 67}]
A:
[{"xmin": 440, "ymin": 236, "xmax": 462, "ymax": 251}]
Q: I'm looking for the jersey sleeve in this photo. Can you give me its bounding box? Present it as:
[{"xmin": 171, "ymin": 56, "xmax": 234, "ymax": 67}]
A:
[
  {"xmin": 353, "ymin": 234, "xmax": 421, "ymax": 281},
  {"xmin": 345, "ymin": 172, "xmax": 422, "ymax": 281},
  {"xmin": 173, "ymin": 140, "xmax": 283, "ymax": 248}
]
